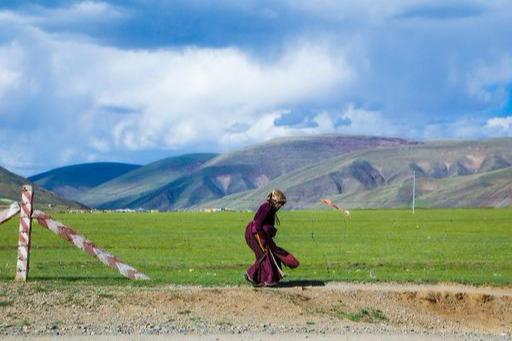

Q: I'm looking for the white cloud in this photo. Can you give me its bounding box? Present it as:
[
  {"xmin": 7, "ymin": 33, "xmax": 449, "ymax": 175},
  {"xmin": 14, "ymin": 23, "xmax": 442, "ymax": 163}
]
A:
[
  {"xmin": 485, "ymin": 116, "xmax": 512, "ymax": 134},
  {"xmin": 0, "ymin": 138, "xmax": 41, "ymax": 175},
  {"xmin": 89, "ymin": 136, "xmax": 110, "ymax": 153},
  {"xmin": 52, "ymin": 40, "xmax": 351, "ymax": 151},
  {"xmin": 423, "ymin": 115, "xmax": 512, "ymax": 140},
  {"xmin": 0, "ymin": 68, "xmax": 21, "ymax": 97},
  {"xmin": 0, "ymin": 12, "xmax": 355, "ymax": 174},
  {"xmin": 219, "ymin": 110, "xmax": 328, "ymax": 146},
  {"xmin": 0, "ymin": 44, "xmax": 24, "ymax": 101},
  {"xmin": 220, "ymin": 111, "xmax": 290, "ymax": 146},
  {"xmin": 221, "ymin": 104, "xmax": 402, "ymax": 146},
  {"xmin": 466, "ymin": 56, "xmax": 512, "ymax": 103},
  {"xmin": 59, "ymin": 1, "xmax": 123, "ymax": 18},
  {"xmin": 333, "ymin": 104, "xmax": 400, "ymax": 136},
  {"xmin": 423, "ymin": 119, "xmax": 485, "ymax": 140}
]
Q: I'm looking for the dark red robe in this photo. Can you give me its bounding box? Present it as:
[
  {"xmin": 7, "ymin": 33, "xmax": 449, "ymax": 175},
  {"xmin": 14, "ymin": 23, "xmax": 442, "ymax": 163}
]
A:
[{"xmin": 245, "ymin": 202, "xmax": 299, "ymax": 286}]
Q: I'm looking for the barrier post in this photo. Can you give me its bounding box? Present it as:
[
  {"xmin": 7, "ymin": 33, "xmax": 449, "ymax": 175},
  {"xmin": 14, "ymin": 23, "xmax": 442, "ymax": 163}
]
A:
[
  {"xmin": 15, "ymin": 185, "xmax": 34, "ymax": 281},
  {"xmin": 0, "ymin": 201, "xmax": 20, "ymax": 225},
  {"xmin": 32, "ymin": 210, "xmax": 150, "ymax": 280}
]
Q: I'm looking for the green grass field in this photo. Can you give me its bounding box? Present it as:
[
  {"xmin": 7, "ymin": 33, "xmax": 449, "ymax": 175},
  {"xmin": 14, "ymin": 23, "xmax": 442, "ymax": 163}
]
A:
[{"xmin": 0, "ymin": 209, "xmax": 511, "ymax": 286}]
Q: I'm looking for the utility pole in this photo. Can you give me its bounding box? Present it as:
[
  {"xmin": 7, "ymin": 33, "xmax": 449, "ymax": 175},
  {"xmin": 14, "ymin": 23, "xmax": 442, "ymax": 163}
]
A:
[{"xmin": 412, "ymin": 170, "xmax": 416, "ymax": 214}]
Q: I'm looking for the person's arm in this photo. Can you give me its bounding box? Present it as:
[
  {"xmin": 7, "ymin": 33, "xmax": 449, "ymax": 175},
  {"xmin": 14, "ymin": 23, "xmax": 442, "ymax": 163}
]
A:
[
  {"xmin": 262, "ymin": 224, "xmax": 277, "ymax": 238},
  {"xmin": 252, "ymin": 202, "xmax": 271, "ymax": 233}
]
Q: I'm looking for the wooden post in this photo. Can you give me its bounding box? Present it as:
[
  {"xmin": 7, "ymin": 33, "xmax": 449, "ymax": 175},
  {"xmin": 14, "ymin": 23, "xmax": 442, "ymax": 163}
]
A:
[{"xmin": 16, "ymin": 185, "xmax": 34, "ymax": 281}]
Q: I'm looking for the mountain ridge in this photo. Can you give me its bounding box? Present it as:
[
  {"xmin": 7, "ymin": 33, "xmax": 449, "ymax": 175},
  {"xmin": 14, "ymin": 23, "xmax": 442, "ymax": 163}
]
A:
[
  {"xmin": 91, "ymin": 135, "xmax": 416, "ymax": 209},
  {"xmin": 0, "ymin": 166, "xmax": 85, "ymax": 209},
  {"xmin": 29, "ymin": 162, "xmax": 141, "ymax": 201},
  {"xmin": 200, "ymin": 138, "xmax": 512, "ymax": 210},
  {"xmin": 10, "ymin": 135, "xmax": 512, "ymax": 210}
]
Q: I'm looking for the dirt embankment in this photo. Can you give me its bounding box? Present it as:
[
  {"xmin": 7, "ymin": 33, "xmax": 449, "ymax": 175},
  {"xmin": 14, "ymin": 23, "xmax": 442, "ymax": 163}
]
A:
[{"xmin": 0, "ymin": 282, "xmax": 511, "ymax": 339}]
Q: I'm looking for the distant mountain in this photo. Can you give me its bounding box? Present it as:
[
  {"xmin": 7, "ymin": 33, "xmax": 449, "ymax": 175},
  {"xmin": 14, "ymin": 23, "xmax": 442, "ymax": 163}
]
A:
[
  {"xmin": 200, "ymin": 138, "xmax": 512, "ymax": 210},
  {"xmin": 0, "ymin": 166, "xmax": 84, "ymax": 209},
  {"xmin": 29, "ymin": 162, "xmax": 141, "ymax": 201},
  {"xmin": 78, "ymin": 153, "xmax": 218, "ymax": 208},
  {"xmin": 204, "ymin": 135, "xmax": 416, "ymax": 179},
  {"xmin": 95, "ymin": 135, "xmax": 415, "ymax": 210},
  {"xmin": 22, "ymin": 135, "xmax": 512, "ymax": 210}
]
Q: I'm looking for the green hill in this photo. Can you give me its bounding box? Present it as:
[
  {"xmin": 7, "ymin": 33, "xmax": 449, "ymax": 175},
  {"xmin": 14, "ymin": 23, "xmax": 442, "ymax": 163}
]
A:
[
  {"xmin": 199, "ymin": 138, "xmax": 512, "ymax": 210},
  {"xmin": 0, "ymin": 166, "xmax": 84, "ymax": 210},
  {"xmin": 20, "ymin": 135, "xmax": 512, "ymax": 210},
  {"xmin": 78, "ymin": 153, "xmax": 218, "ymax": 208},
  {"xmin": 204, "ymin": 134, "xmax": 415, "ymax": 179},
  {"xmin": 29, "ymin": 162, "xmax": 141, "ymax": 201},
  {"xmin": 96, "ymin": 135, "xmax": 414, "ymax": 209}
]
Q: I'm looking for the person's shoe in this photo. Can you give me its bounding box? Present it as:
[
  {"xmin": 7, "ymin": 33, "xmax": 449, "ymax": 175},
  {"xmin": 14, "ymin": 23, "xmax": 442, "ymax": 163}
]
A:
[{"xmin": 263, "ymin": 281, "xmax": 278, "ymax": 287}]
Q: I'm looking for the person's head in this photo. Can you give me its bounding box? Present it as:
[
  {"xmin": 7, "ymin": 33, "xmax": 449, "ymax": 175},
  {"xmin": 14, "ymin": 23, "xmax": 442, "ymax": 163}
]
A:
[{"xmin": 267, "ymin": 189, "xmax": 287, "ymax": 210}]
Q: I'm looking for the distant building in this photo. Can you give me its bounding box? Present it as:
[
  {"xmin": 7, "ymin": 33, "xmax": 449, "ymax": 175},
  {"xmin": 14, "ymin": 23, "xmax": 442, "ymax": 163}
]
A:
[{"xmin": 201, "ymin": 207, "xmax": 233, "ymax": 213}]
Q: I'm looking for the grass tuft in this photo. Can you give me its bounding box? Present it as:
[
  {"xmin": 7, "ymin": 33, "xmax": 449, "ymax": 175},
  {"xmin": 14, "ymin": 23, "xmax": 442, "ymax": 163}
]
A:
[
  {"xmin": 98, "ymin": 292, "xmax": 114, "ymax": 299},
  {"xmin": 32, "ymin": 285, "xmax": 49, "ymax": 294},
  {"xmin": 338, "ymin": 308, "xmax": 387, "ymax": 322},
  {"xmin": 0, "ymin": 301, "xmax": 13, "ymax": 307}
]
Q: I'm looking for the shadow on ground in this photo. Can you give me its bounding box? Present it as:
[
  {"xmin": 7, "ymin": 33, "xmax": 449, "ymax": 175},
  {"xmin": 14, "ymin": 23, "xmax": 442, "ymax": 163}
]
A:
[{"xmin": 274, "ymin": 279, "xmax": 326, "ymax": 288}]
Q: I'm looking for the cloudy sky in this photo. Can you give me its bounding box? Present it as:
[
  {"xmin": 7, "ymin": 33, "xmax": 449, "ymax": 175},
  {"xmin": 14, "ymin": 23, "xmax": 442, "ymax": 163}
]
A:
[{"xmin": 1, "ymin": 0, "xmax": 512, "ymax": 176}]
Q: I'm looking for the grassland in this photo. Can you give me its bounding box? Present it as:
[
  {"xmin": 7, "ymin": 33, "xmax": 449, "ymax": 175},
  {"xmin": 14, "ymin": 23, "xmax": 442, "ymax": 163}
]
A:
[{"xmin": 0, "ymin": 209, "xmax": 511, "ymax": 286}]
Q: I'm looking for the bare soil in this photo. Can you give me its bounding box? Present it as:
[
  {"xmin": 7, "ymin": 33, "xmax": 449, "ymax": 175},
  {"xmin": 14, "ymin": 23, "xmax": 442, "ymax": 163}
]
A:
[{"xmin": 0, "ymin": 282, "xmax": 511, "ymax": 339}]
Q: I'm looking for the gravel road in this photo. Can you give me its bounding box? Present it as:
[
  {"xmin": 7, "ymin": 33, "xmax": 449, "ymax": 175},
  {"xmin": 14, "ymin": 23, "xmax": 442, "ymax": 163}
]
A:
[{"xmin": 1, "ymin": 282, "xmax": 511, "ymax": 340}]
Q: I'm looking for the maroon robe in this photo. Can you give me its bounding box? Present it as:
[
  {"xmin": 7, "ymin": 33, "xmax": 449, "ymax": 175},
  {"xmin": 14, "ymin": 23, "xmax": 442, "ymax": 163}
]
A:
[{"xmin": 245, "ymin": 202, "xmax": 299, "ymax": 286}]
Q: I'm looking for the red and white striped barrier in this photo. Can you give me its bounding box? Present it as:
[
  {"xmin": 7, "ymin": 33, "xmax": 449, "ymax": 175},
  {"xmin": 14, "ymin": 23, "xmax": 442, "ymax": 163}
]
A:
[
  {"xmin": 0, "ymin": 201, "xmax": 20, "ymax": 225},
  {"xmin": 321, "ymin": 198, "xmax": 350, "ymax": 216},
  {"xmin": 16, "ymin": 185, "xmax": 34, "ymax": 281},
  {"xmin": 32, "ymin": 210, "xmax": 150, "ymax": 280}
]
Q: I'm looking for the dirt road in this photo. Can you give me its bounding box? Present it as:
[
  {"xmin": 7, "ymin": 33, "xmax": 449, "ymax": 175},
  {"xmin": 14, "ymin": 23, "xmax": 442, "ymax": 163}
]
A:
[{"xmin": 1, "ymin": 282, "xmax": 511, "ymax": 340}]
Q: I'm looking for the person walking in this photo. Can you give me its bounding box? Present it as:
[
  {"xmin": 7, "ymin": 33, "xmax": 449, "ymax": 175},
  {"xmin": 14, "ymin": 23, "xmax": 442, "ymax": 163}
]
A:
[{"xmin": 244, "ymin": 189, "xmax": 299, "ymax": 286}]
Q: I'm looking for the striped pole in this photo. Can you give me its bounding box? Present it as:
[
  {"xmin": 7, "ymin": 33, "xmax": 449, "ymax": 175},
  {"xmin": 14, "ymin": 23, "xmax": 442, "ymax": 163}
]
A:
[
  {"xmin": 321, "ymin": 198, "xmax": 351, "ymax": 216},
  {"xmin": 15, "ymin": 185, "xmax": 34, "ymax": 281},
  {"xmin": 0, "ymin": 201, "xmax": 20, "ymax": 225},
  {"xmin": 32, "ymin": 210, "xmax": 150, "ymax": 280}
]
